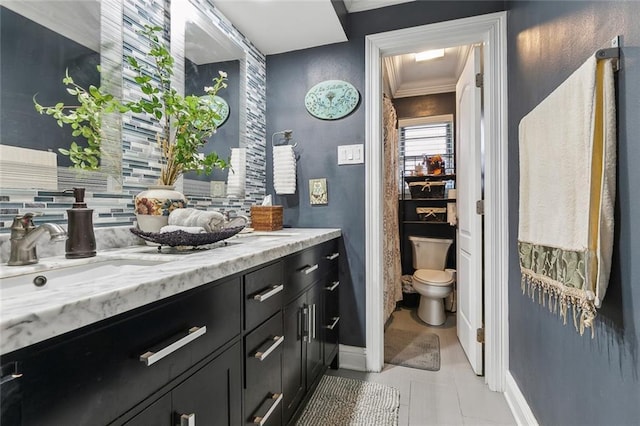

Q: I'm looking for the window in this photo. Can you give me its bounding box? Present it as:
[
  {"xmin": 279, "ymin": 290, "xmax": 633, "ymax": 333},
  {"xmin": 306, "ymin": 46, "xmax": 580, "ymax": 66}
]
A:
[{"xmin": 398, "ymin": 115, "xmax": 454, "ymax": 195}]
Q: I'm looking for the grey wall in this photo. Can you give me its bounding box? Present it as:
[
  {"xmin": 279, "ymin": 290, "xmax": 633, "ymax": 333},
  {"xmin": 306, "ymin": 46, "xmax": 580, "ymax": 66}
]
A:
[
  {"xmin": 266, "ymin": 1, "xmax": 505, "ymax": 347},
  {"xmin": 507, "ymin": 1, "xmax": 640, "ymax": 424},
  {"xmin": 392, "ymin": 92, "xmax": 456, "ymax": 121}
]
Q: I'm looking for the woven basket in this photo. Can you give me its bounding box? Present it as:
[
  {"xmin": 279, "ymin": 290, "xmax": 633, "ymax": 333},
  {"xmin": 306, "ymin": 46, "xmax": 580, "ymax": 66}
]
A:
[
  {"xmin": 250, "ymin": 206, "xmax": 283, "ymax": 231},
  {"xmin": 408, "ymin": 181, "xmax": 446, "ymax": 199}
]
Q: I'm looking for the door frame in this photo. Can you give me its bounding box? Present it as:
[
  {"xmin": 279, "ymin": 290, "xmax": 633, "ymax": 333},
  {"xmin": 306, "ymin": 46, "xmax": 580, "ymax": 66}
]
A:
[{"xmin": 364, "ymin": 11, "xmax": 509, "ymax": 392}]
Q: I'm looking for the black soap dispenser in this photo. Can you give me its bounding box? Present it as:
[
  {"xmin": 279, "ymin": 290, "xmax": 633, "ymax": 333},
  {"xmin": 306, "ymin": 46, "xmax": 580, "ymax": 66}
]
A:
[{"xmin": 65, "ymin": 187, "xmax": 96, "ymax": 258}]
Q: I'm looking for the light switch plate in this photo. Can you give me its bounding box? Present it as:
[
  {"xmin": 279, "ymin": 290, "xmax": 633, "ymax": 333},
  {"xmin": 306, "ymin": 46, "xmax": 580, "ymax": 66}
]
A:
[{"xmin": 338, "ymin": 144, "xmax": 364, "ymax": 165}]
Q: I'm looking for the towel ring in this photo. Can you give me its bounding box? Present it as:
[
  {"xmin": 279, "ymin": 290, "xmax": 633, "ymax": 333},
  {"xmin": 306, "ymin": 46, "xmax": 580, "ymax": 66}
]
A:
[{"xmin": 272, "ymin": 130, "xmax": 298, "ymax": 148}]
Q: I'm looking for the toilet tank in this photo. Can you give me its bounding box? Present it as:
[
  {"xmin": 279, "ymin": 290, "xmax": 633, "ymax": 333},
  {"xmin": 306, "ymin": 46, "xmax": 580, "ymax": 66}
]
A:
[{"xmin": 408, "ymin": 236, "xmax": 453, "ymax": 270}]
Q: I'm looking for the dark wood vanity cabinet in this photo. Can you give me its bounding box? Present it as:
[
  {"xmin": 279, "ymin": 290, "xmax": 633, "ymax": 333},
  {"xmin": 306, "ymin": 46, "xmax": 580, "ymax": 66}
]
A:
[
  {"xmin": 282, "ymin": 239, "xmax": 340, "ymax": 424},
  {"xmin": 0, "ymin": 236, "xmax": 341, "ymax": 426},
  {"xmin": 1, "ymin": 276, "xmax": 242, "ymax": 426}
]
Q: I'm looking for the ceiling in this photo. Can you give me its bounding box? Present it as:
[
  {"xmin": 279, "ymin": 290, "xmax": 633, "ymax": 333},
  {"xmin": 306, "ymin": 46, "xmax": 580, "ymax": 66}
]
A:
[{"xmin": 212, "ymin": 0, "xmax": 468, "ymax": 97}]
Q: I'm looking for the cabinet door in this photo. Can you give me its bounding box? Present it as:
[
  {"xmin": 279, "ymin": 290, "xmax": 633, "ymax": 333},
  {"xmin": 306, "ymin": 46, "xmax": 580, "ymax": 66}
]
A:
[
  {"xmin": 0, "ymin": 369, "xmax": 21, "ymax": 426},
  {"xmin": 282, "ymin": 292, "xmax": 306, "ymax": 424},
  {"xmin": 172, "ymin": 341, "xmax": 242, "ymax": 426},
  {"xmin": 306, "ymin": 283, "xmax": 324, "ymax": 388},
  {"xmin": 124, "ymin": 394, "xmax": 172, "ymax": 426}
]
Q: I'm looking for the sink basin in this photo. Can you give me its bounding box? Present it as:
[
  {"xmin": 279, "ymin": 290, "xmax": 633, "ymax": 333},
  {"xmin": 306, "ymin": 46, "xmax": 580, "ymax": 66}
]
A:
[
  {"xmin": 233, "ymin": 232, "xmax": 299, "ymax": 244},
  {"xmin": 1, "ymin": 259, "xmax": 166, "ymax": 298}
]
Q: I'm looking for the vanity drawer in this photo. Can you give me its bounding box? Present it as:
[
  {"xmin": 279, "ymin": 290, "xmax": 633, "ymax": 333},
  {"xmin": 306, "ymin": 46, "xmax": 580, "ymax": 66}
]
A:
[
  {"xmin": 6, "ymin": 277, "xmax": 241, "ymax": 426},
  {"xmin": 244, "ymin": 312, "xmax": 283, "ymax": 426},
  {"xmin": 319, "ymin": 238, "xmax": 340, "ymax": 275},
  {"xmin": 245, "ymin": 261, "xmax": 284, "ymax": 332},
  {"xmin": 284, "ymin": 245, "xmax": 323, "ymax": 301}
]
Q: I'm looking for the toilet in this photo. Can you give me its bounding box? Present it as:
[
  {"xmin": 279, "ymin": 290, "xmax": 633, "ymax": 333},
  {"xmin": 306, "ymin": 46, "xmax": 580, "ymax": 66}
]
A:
[{"xmin": 408, "ymin": 236, "xmax": 455, "ymax": 326}]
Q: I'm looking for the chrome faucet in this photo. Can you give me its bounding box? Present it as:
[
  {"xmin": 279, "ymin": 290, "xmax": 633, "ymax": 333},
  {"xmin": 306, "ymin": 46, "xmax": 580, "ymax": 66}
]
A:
[{"xmin": 8, "ymin": 213, "xmax": 67, "ymax": 266}]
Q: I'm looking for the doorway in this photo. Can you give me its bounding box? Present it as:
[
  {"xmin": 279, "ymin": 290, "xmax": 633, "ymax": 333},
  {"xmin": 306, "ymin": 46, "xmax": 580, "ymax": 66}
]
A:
[{"xmin": 364, "ymin": 12, "xmax": 509, "ymax": 392}]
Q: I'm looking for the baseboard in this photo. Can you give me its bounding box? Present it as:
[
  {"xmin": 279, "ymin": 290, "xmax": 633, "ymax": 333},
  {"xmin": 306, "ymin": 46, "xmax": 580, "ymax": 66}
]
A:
[
  {"xmin": 505, "ymin": 371, "xmax": 539, "ymax": 426},
  {"xmin": 338, "ymin": 344, "xmax": 367, "ymax": 371}
]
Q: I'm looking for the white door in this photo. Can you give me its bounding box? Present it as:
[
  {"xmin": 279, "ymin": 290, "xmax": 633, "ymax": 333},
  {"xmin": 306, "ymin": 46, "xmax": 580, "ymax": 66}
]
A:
[{"xmin": 456, "ymin": 46, "xmax": 484, "ymax": 375}]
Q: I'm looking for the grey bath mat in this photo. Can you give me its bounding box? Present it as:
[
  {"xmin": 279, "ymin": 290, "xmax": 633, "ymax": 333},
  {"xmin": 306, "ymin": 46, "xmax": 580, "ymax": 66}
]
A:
[
  {"xmin": 384, "ymin": 329, "xmax": 441, "ymax": 371},
  {"xmin": 296, "ymin": 375, "xmax": 400, "ymax": 426}
]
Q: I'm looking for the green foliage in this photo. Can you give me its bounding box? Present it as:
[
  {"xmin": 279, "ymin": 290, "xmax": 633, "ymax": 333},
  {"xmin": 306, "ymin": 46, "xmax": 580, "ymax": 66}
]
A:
[
  {"xmin": 33, "ymin": 69, "xmax": 118, "ymax": 170},
  {"xmin": 124, "ymin": 25, "xmax": 229, "ymax": 185}
]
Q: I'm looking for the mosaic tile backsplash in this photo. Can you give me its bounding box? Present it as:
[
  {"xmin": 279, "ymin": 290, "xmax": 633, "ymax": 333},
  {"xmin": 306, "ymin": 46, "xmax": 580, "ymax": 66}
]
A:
[{"xmin": 0, "ymin": 0, "xmax": 267, "ymax": 234}]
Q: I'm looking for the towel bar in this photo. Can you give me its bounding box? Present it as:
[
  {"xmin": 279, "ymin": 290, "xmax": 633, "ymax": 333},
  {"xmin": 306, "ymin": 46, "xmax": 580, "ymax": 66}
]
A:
[{"xmin": 595, "ymin": 47, "xmax": 620, "ymax": 72}]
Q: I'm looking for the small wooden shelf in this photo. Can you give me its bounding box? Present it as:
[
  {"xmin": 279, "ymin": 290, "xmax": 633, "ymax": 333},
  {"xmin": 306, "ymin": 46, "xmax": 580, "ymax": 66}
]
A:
[
  {"xmin": 401, "ymin": 198, "xmax": 457, "ymax": 202},
  {"xmin": 403, "ymin": 221, "xmax": 454, "ymax": 225},
  {"xmin": 404, "ymin": 174, "xmax": 456, "ymax": 183}
]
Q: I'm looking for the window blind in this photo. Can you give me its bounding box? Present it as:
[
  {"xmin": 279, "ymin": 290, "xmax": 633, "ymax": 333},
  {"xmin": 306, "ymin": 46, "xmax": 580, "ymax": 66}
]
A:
[{"xmin": 399, "ymin": 121, "xmax": 454, "ymax": 194}]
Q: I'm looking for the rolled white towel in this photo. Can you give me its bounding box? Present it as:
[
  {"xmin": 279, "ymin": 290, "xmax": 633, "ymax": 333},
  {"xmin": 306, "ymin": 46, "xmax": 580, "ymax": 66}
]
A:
[
  {"xmin": 159, "ymin": 225, "xmax": 206, "ymax": 234},
  {"xmin": 168, "ymin": 208, "xmax": 225, "ymax": 232},
  {"xmin": 273, "ymin": 145, "xmax": 296, "ymax": 195}
]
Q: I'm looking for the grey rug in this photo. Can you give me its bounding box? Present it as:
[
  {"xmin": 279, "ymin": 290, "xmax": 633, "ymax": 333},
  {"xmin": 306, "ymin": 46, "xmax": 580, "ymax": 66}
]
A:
[
  {"xmin": 384, "ymin": 329, "xmax": 441, "ymax": 371},
  {"xmin": 296, "ymin": 375, "xmax": 400, "ymax": 426}
]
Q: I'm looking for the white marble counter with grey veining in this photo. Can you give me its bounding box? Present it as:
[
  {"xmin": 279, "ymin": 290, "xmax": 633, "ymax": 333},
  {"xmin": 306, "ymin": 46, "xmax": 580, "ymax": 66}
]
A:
[{"xmin": 0, "ymin": 228, "xmax": 341, "ymax": 354}]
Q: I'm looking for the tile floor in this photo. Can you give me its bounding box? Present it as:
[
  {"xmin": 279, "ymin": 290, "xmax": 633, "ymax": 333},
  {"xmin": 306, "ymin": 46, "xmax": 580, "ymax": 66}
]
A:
[{"xmin": 326, "ymin": 307, "xmax": 516, "ymax": 425}]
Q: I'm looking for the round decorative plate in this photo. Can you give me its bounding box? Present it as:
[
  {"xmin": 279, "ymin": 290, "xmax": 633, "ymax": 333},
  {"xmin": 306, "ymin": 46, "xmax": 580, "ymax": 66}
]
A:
[
  {"xmin": 200, "ymin": 95, "xmax": 229, "ymax": 127},
  {"xmin": 304, "ymin": 80, "xmax": 360, "ymax": 120}
]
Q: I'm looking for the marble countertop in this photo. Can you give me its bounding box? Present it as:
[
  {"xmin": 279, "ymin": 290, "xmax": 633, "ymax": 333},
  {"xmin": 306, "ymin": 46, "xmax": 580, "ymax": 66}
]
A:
[{"xmin": 0, "ymin": 228, "xmax": 341, "ymax": 355}]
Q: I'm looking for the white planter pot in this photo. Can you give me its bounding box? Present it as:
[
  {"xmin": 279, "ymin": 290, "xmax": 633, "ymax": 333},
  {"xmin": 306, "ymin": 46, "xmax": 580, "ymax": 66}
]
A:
[{"xmin": 134, "ymin": 185, "xmax": 187, "ymax": 233}]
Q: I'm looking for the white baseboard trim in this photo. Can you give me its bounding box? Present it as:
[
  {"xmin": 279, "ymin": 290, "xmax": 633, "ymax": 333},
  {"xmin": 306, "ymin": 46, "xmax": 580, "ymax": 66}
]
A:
[
  {"xmin": 505, "ymin": 371, "xmax": 539, "ymax": 426},
  {"xmin": 338, "ymin": 344, "xmax": 367, "ymax": 371}
]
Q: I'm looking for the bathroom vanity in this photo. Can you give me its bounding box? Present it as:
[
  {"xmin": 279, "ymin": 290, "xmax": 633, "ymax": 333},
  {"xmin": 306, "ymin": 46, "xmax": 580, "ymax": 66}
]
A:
[{"xmin": 0, "ymin": 229, "xmax": 341, "ymax": 425}]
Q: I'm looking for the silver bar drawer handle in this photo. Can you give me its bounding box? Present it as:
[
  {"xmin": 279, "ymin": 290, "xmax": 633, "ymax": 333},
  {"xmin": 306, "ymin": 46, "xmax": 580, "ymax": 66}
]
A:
[
  {"xmin": 254, "ymin": 335, "xmax": 285, "ymax": 361},
  {"xmin": 326, "ymin": 252, "xmax": 339, "ymax": 260},
  {"xmin": 139, "ymin": 326, "xmax": 207, "ymax": 366},
  {"xmin": 303, "ymin": 264, "xmax": 319, "ymax": 275},
  {"xmin": 253, "ymin": 393, "xmax": 283, "ymax": 426},
  {"xmin": 312, "ymin": 304, "xmax": 316, "ymax": 340},
  {"xmin": 180, "ymin": 413, "xmax": 195, "ymax": 426},
  {"xmin": 325, "ymin": 281, "xmax": 340, "ymax": 291},
  {"xmin": 303, "ymin": 307, "xmax": 310, "ymax": 342},
  {"xmin": 326, "ymin": 317, "xmax": 340, "ymax": 330},
  {"xmin": 253, "ymin": 284, "xmax": 284, "ymax": 302}
]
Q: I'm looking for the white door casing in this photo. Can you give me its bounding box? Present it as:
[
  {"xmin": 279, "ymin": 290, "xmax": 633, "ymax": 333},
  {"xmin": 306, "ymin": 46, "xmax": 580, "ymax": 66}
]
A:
[
  {"xmin": 456, "ymin": 46, "xmax": 484, "ymax": 375},
  {"xmin": 364, "ymin": 12, "xmax": 509, "ymax": 392}
]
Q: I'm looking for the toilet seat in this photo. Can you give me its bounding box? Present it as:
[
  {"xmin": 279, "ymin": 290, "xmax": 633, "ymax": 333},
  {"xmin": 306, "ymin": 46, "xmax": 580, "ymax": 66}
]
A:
[{"xmin": 413, "ymin": 269, "xmax": 453, "ymax": 286}]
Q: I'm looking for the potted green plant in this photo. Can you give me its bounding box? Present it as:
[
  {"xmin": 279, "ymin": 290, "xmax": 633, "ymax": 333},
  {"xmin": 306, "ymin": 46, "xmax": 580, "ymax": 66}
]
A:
[{"xmin": 124, "ymin": 25, "xmax": 230, "ymax": 232}]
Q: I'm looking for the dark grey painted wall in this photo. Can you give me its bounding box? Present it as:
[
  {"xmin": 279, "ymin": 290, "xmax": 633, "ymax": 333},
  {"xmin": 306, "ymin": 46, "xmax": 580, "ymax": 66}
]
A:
[
  {"xmin": 508, "ymin": 1, "xmax": 640, "ymax": 424},
  {"xmin": 392, "ymin": 92, "xmax": 456, "ymax": 121},
  {"xmin": 1, "ymin": 7, "xmax": 99, "ymax": 167},
  {"xmin": 184, "ymin": 59, "xmax": 240, "ymax": 182},
  {"xmin": 266, "ymin": 1, "xmax": 505, "ymax": 348}
]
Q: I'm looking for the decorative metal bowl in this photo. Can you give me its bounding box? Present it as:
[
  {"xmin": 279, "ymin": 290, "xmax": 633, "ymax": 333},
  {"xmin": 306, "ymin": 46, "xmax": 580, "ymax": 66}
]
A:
[{"xmin": 130, "ymin": 225, "xmax": 245, "ymax": 247}]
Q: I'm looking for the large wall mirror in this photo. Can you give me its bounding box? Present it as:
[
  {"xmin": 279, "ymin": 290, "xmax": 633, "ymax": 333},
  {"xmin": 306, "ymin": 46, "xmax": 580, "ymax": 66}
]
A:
[
  {"xmin": 172, "ymin": 0, "xmax": 246, "ymax": 193},
  {"xmin": 0, "ymin": 0, "xmax": 265, "ymax": 233},
  {"xmin": 0, "ymin": 0, "xmax": 122, "ymax": 192}
]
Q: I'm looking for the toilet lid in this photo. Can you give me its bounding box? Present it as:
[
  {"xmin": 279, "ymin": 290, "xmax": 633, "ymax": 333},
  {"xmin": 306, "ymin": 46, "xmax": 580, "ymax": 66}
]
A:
[{"xmin": 413, "ymin": 269, "xmax": 453, "ymax": 286}]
